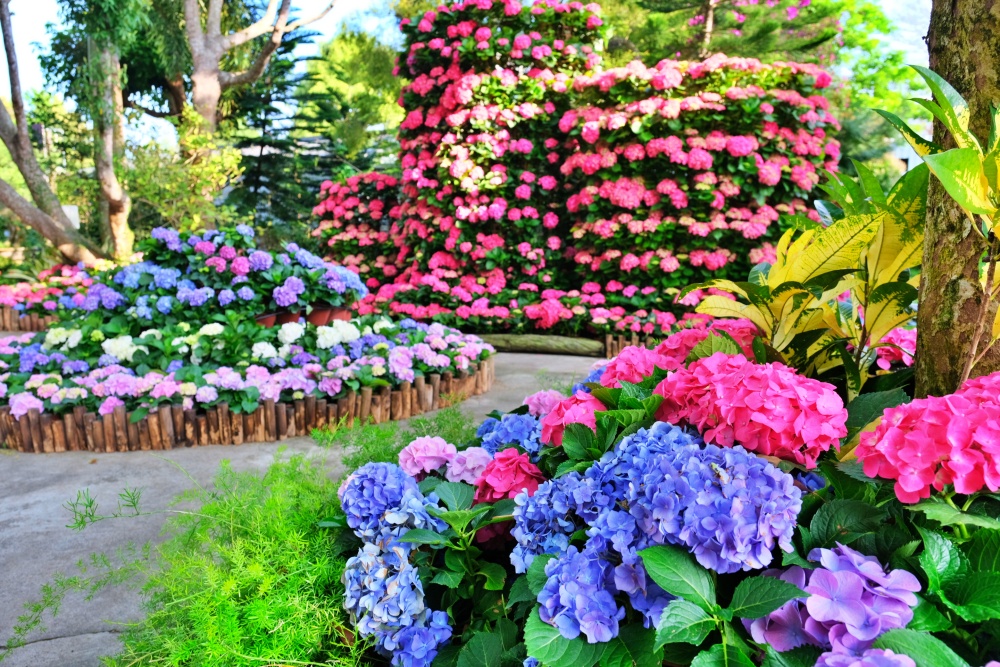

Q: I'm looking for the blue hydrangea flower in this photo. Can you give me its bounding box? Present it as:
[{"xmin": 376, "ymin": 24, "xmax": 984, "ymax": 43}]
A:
[
  {"xmin": 537, "ymin": 544, "xmax": 624, "ymax": 643},
  {"xmin": 156, "ymin": 296, "xmax": 173, "ymax": 314},
  {"xmin": 236, "ymin": 286, "xmax": 255, "ymax": 301},
  {"xmin": 218, "ymin": 289, "xmax": 235, "ymax": 307},
  {"xmin": 378, "ymin": 610, "xmax": 452, "ymax": 667},
  {"xmin": 511, "ymin": 473, "xmax": 594, "ymax": 573},
  {"xmin": 235, "ymin": 224, "xmax": 255, "ymax": 238},
  {"xmin": 338, "ymin": 462, "xmax": 441, "ymax": 543},
  {"xmin": 479, "ymin": 413, "xmax": 542, "ymax": 456}
]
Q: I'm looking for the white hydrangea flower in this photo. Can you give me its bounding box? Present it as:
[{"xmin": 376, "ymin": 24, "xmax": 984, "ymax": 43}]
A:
[
  {"xmin": 199, "ymin": 323, "xmax": 225, "ymax": 337},
  {"xmin": 44, "ymin": 327, "xmax": 70, "ymax": 349},
  {"xmin": 66, "ymin": 329, "xmax": 82, "ymax": 349},
  {"xmin": 316, "ymin": 321, "xmax": 361, "ymax": 349},
  {"xmin": 278, "ymin": 343, "xmax": 293, "ymax": 358},
  {"xmin": 139, "ymin": 329, "xmax": 163, "ymax": 340},
  {"xmin": 372, "ymin": 318, "xmax": 393, "ymax": 333},
  {"xmin": 332, "ymin": 320, "xmax": 361, "ymax": 343},
  {"xmin": 251, "ymin": 342, "xmax": 279, "ymax": 359},
  {"xmin": 102, "ymin": 335, "xmax": 142, "ymax": 362},
  {"xmin": 277, "ymin": 322, "xmax": 305, "ymax": 345}
]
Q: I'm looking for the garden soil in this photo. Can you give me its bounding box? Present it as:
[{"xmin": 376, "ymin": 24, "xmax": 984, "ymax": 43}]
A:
[{"xmin": 0, "ymin": 352, "xmax": 596, "ymax": 667}]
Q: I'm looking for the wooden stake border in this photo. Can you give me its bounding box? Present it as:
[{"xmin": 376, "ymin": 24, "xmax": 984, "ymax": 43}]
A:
[{"xmin": 3, "ymin": 357, "xmax": 496, "ymax": 453}]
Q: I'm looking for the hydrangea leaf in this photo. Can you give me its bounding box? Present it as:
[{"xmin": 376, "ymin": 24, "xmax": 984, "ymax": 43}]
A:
[
  {"xmin": 654, "ymin": 599, "xmax": 715, "ymax": 649},
  {"xmin": 506, "ymin": 576, "xmax": 535, "ymax": 610},
  {"xmin": 495, "ymin": 618, "xmax": 519, "ymax": 651},
  {"xmin": 639, "ymin": 545, "xmax": 716, "ymax": 612},
  {"xmin": 456, "ymin": 631, "xmax": 504, "ymax": 667},
  {"xmin": 689, "ymin": 643, "xmax": 755, "ymax": 667},
  {"xmin": 726, "ymin": 577, "xmax": 806, "ymax": 620},
  {"xmin": 872, "ymin": 629, "xmax": 970, "ymax": 667},
  {"xmin": 964, "ymin": 528, "xmax": 1000, "ymax": 573},
  {"xmin": 906, "ymin": 595, "xmax": 951, "ymax": 632},
  {"xmin": 917, "ymin": 526, "xmax": 967, "ymax": 593},
  {"xmin": 479, "ymin": 562, "xmax": 507, "ymax": 591},
  {"xmin": 760, "ymin": 646, "xmax": 823, "ymax": 667},
  {"xmin": 524, "ymin": 609, "xmax": 606, "ymax": 667},
  {"xmin": 842, "ymin": 388, "xmax": 910, "ymax": 444},
  {"xmin": 686, "ymin": 331, "xmax": 743, "ymax": 363},
  {"xmin": 908, "ymin": 499, "xmax": 1000, "ymax": 531},
  {"xmin": 601, "ymin": 624, "xmax": 662, "ymax": 667},
  {"xmin": 397, "ymin": 528, "xmax": 451, "ymax": 546},
  {"xmin": 562, "ymin": 423, "xmax": 596, "ymax": 461},
  {"xmin": 435, "ymin": 482, "xmax": 476, "ymax": 511},
  {"xmin": 432, "ymin": 568, "xmax": 464, "ymax": 589},
  {"xmin": 527, "ymin": 554, "xmax": 555, "ymax": 596},
  {"xmin": 941, "ymin": 571, "xmax": 1000, "ymax": 622},
  {"xmin": 806, "ymin": 499, "xmax": 886, "ymax": 550}
]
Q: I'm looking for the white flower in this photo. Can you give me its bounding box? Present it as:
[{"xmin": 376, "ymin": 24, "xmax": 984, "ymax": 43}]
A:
[
  {"xmin": 66, "ymin": 329, "xmax": 82, "ymax": 349},
  {"xmin": 251, "ymin": 342, "xmax": 279, "ymax": 359},
  {"xmin": 373, "ymin": 318, "xmax": 393, "ymax": 333},
  {"xmin": 139, "ymin": 329, "xmax": 163, "ymax": 340},
  {"xmin": 316, "ymin": 320, "xmax": 361, "ymax": 349},
  {"xmin": 179, "ymin": 382, "xmax": 197, "ymax": 396},
  {"xmin": 277, "ymin": 322, "xmax": 305, "ymax": 345},
  {"xmin": 44, "ymin": 327, "xmax": 70, "ymax": 349},
  {"xmin": 177, "ymin": 322, "xmax": 191, "ymax": 333},
  {"xmin": 278, "ymin": 343, "xmax": 293, "ymax": 358},
  {"xmin": 199, "ymin": 323, "xmax": 225, "ymax": 337},
  {"xmin": 102, "ymin": 335, "xmax": 143, "ymax": 362}
]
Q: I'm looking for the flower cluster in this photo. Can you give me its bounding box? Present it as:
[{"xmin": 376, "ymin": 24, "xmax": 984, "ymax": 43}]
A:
[
  {"xmin": 654, "ymin": 351, "xmax": 848, "ymax": 467},
  {"xmin": 856, "ymin": 368, "xmax": 1000, "ymax": 502},
  {"xmin": 339, "ymin": 462, "xmax": 452, "ymax": 666},
  {"xmin": 476, "ymin": 412, "xmax": 543, "ymax": 457},
  {"xmin": 747, "ymin": 544, "xmax": 919, "ymax": 661}
]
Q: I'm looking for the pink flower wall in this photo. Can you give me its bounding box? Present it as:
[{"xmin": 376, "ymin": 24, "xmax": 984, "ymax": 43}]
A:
[{"xmin": 311, "ymin": 0, "xmax": 839, "ymax": 336}]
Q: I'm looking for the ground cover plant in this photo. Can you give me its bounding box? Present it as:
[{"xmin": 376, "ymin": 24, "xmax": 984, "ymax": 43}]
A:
[{"xmin": 0, "ymin": 224, "xmax": 493, "ymax": 430}]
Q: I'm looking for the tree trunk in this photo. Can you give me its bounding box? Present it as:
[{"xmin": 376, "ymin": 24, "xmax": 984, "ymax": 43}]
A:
[
  {"xmin": 698, "ymin": 0, "xmax": 716, "ymax": 58},
  {"xmin": 914, "ymin": 0, "xmax": 1000, "ymax": 397},
  {"xmin": 190, "ymin": 66, "xmax": 222, "ymax": 132},
  {"xmin": 93, "ymin": 46, "xmax": 133, "ymax": 260},
  {"xmin": 0, "ymin": 180, "xmax": 101, "ymax": 264}
]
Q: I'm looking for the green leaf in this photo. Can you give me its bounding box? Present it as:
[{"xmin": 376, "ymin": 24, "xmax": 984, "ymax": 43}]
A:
[
  {"xmin": 420, "ymin": 477, "xmax": 444, "ymax": 495},
  {"xmin": 130, "ymin": 407, "xmax": 149, "ymax": 423},
  {"xmin": 942, "ymin": 571, "xmax": 1000, "ymax": 621},
  {"xmin": 843, "ymin": 389, "xmax": 909, "ymax": 443},
  {"xmin": 480, "ymin": 498, "xmax": 517, "ymax": 526},
  {"xmin": 924, "ymin": 147, "xmax": 995, "ymax": 216},
  {"xmin": 686, "ymin": 332, "xmax": 742, "ymax": 363},
  {"xmin": 808, "ymin": 499, "xmax": 886, "ymax": 549},
  {"xmin": 495, "ymin": 618, "xmax": 519, "ymax": 652},
  {"xmin": 655, "ymin": 599, "xmax": 715, "ymax": 649},
  {"xmin": 689, "ymin": 644, "xmax": 755, "ymax": 667},
  {"xmin": 727, "ymin": 577, "xmax": 806, "ymax": 619},
  {"xmin": 457, "ymin": 631, "xmax": 504, "ymax": 667},
  {"xmin": 480, "ymin": 562, "xmax": 507, "ymax": 591},
  {"xmin": 430, "ymin": 506, "xmax": 491, "ymax": 533},
  {"xmin": 906, "ymin": 595, "xmax": 951, "ymax": 632},
  {"xmin": 917, "ymin": 526, "xmax": 966, "ymax": 592},
  {"xmin": 398, "ymin": 528, "xmax": 451, "ymax": 546},
  {"xmin": 873, "ymin": 628, "xmax": 971, "ymax": 667},
  {"xmin": 964, "ymin": 528, "xmax": 1000, "ymax": 573},
  {"xmin": 436, "ymin": 482, "xmax": 476, "ymax": 511},
  {"xmin": 524, "ymin": 610, "xmax": 606, "ymax": 667},
  {"xmin": 908, "ymin": 498, "xmax": 1000, "ymax": 530},
  {"xmin": 911, "ymin": 65, "xmax": 975, "ymax": 146},
  {"xmin": 562, "ymin": 423, "xmax": 596, "ymax": 461},
  {"xmin": 432, "ymin": 568, "xmax": 464, "ymax": 589},
  {"xmin": 760, "ymin": 646, "xmax": 823, "ymax": 667},
  {"xmin": 852, "ymin": 159, "xmax": 888, "ymax": 206},
  {"xmin": 506, "ymin": 576, "xmax": 535, "ymax": 608},
  {"xmin": 600, "ymin": 624, "xmax": 662, "ymax": 667},
  {"xmin": 639, "ymin": 545, "xmax": 716, "ymax": 612},
  {"xmin": 527, "ymin": 554, "xmax": 555, "ymax": 596}
]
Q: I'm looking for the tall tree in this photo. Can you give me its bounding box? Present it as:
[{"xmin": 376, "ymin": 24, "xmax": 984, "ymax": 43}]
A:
[
  {"xmin": 913, "ymin": 0, "xmax": 1000, "ymax": 397},
  {"xmin": 0, "ymin": 0, "xmax": 101, "ymax": 263},
  {"xmin": 183, "ymin": 0, "xmax": 340, "ymax": 131}
]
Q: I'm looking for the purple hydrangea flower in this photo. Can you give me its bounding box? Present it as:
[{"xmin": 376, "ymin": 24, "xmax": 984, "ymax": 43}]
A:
[
  {"xmin": 218, "ymin": 289, "xmax": 235, "ymax": 307},
  {"xmin": 248, "ymin": 251, "xmax": 273, "ymax": 271},
  {"xmin": 235, "ymin": 224, "xmax": 255, "ymax": 238},
  {"xmin": 511, "ymin": 472, "xmax": 595, "ymax": 573},
  {"xmin": 746, "ymin": 544, "xmax": 920, "ymax": 655},
  {"xmin": 195, "ymin": 386, "xmax": 218, "ymax": 403},
  {"xmin": 537, "ymin": 544, "xmax": 625, "ymax": 643},
  {"xmin": 816, "ymin": 649, "xmax": 916, "ymax": 667},
  {"xmin": 377, "ymin": 611, "xmax": 452, "ymax": 667},
  {"xmin": 237, "ymin": 286, "xmax": 254, "ymax": 301},
  {"xmin": 337, "ymin": 462, "xmax": 442, "ymax": 543}
]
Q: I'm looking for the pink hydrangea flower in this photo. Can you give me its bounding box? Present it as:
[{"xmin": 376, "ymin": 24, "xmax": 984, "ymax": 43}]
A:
[
  {"xmin": 398, "ymin": 436, "xmax": 457, "ymax": 479},
  {"xmin": 473, "ymin": 448, "xmax": 545, "ymax": 503},
  {"xmin": 600, "ymin": 345, "xmax": 671, "ymax": 387},
  {"xmin": 655, "ymin": 352, "xmax": 847, "ymax": 468},
  {"xmin": 9, "ymin": 392, "xmax": 43, "ymax": 419},
  {"xmin": 540, "ymin": 391, "xmax": 606, "ymax": 446},
  {"xmin": 876, "ymin": 327, "xmax": 916, "ymax": 370},
  {"xmin": 523, "ymin": 389, "xmax": 565, "ymax": 417},
  {"xmin": 445, "ymin": 446, "xmax": 493, "ymax": 484},
  {"xmin": 99, "ymin": 396, "xmax": 125, "ymax": 416}
]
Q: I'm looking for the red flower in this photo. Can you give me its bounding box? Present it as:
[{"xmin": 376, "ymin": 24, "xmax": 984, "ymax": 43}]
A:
[{"xmin": 474, "ymin": 449, "xmax": 546, "ymax": 503}]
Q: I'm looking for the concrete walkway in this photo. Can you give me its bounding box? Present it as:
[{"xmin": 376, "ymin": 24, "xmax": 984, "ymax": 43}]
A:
[{"xmin": 0, "ymin": 353, "xmax": 596, "ymax": 667}]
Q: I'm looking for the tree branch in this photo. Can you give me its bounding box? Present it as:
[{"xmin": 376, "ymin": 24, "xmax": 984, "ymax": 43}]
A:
[
  {"xmin": 225, "ymin": 0, "xmax": 282, "ymax": 49},
  {"xmin": 286, "ymin": 1, "xmax": 338, "ymax": 32},
  {"xmin": 0, "ymin": 178, "xmax": 104, "ymax": 263},
  {"xmin": 182, "ymin": 0, "xmax": 205, "ymax": 57},
  {"xmin": 219, "ymin": 0, "xmax": 293, "ymax": 90},
  {"xmin": 0, "ymin": 0, "xmax": 31, "ymax": 161},
  {"xmin": 206, "ymin": 0, "xmax": 224, "ymax": 38},
  {"xmin": 124, "ymin": 97, "xmax": 176, "ymax": 119}
]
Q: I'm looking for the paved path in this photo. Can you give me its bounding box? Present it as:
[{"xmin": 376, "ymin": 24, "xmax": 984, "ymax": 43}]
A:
[{"xmin": 0, "ymin": 353, "xmax": 596, "ymax": 667}]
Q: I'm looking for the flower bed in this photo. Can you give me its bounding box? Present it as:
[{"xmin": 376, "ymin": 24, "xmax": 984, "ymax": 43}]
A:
[
  {"xmin": 0, "ymin": 263, "xmax": 109, "ymax": 331},
  {"xmin": 333, "ymin": 325, "xmax": 1000, "ymax": 667},
  {"xmin": 0, "ymin": 225, "xmax": 496, "ymax": 453},
  {"xmin": 311, "ymin": 0, "xmax": 837, "ymax": 338}
]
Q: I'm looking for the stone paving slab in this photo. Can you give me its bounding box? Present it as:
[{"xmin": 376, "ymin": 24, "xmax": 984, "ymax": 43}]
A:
[{"xmin": 0, "ymin": 353, "xmax": 596, "ymax": 667}]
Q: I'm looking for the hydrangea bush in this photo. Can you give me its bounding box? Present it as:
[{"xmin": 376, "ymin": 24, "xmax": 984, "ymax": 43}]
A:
[
  {"xmin": 312, "ymin": 0, "xmax": 838, "ymax": 337},
  {"xmin": 0, "ymin": 225, "xmax": 494, "ymax": 423},
  {"xmin": 335, "ymin": 323, "xmax": 1000, "ymax": 667}
]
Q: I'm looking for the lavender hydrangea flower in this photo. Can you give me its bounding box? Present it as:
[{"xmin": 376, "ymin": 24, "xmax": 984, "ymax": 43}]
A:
[
  {"xmin": 237, "ymin": 286, "xmax": 254, "ymax": 301},
  {"xmin": 537, "ymin": 544, "xmax": 625, "ymax": 643},
  {"xmin": 248, "ymin": 251, "xmax": 273, "ymax": 271},
  {"xmin": 218, "ymin": 289, "xmax": 235, "ymax": 307},
  {"xmin": 235, "ymin": 224, "xmax": 255, "ymax": 238},
  {"xmin": 337, "ymin": 462, "xmax": 442, "ymax": 543},
  {"xmin": 746, "ymin": 544, "xmax": 920, "ymax": 655},
  {"xmin": 156, "ymin": 296, "xmax": 173, "ymax": 314},
  {"xmin": 816, "ymin": 649, "xmax": 916, "ymax": 667}
]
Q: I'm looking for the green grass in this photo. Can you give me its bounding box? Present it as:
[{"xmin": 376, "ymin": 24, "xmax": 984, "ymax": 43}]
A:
[{"xmin": 2, "ymin": 407, "xmax": 477, "ymax": 667}]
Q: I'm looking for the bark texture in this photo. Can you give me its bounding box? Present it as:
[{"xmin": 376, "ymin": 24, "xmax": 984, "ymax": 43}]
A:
[
  {"xmin": 915, "ymin": 0, "xmax": 1000, "ymax": 397},
  {"xmin": 93, "ymin": 46, "xmax": 133, "ymax": 260}
]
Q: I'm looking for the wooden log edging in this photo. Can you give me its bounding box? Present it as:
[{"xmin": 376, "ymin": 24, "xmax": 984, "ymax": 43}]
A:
[
  {"xmin": 0, "ymin": 357, "xmax": 496, "ymax": 454},
  {"xmin": 475, "ymin": 332, "xmax": 658, "ymax": 359},
  {"xmin": 604, "ymin": 334, "xmax": 660, "ymax": 359},
  {"xmin": 0, "ymin": 307, "xmax": 59, "ymax": 333}
]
